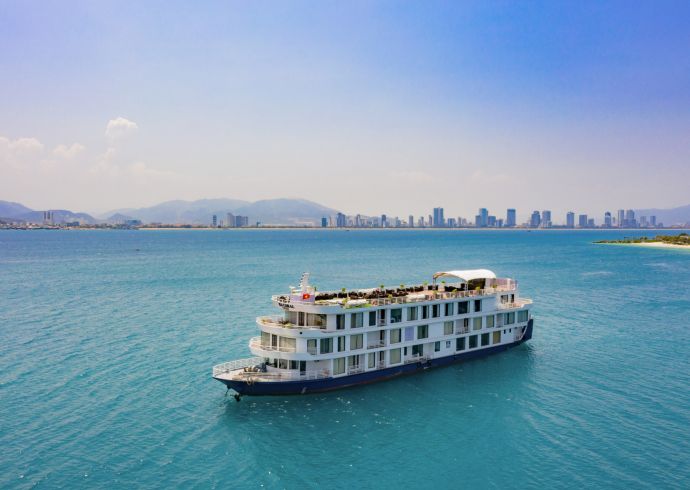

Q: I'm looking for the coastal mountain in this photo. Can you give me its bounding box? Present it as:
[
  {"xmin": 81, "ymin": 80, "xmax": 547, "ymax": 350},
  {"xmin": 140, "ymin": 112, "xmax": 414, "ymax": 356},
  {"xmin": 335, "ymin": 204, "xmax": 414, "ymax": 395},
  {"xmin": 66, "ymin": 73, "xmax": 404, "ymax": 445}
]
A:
[
  {"xmin": 634, "ymin": 204, "xmax": 690, "ymax": 226},
  {"xmin": 104, "ymin": 198, "xmax": 338, "ymax": 225},
  {"xmin": 0, "ymin": 200, "xmax": 98, "ymax": 224}
]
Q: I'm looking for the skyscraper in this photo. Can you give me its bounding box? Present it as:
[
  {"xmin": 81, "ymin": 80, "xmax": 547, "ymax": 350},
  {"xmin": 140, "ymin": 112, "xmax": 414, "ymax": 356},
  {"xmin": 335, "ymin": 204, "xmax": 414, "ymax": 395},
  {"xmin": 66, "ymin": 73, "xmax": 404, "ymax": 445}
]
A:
[
  {"xmin": 487, "ymin": 215, "xmax": 496, "ymax": 227},
  {"xmin": 336, "ymin": 213, "xmax": 347, "ymax": 228},
  {"xmin": 541, "ymin": 210, "xmax": 552, "ymax": 228},
  {"xmin": 226, "ymin": 212, "xmax": 235, "ymax": 228},
  {"xmin": 408, "ymin": 215, "xmax": 414, "ymax": 228},
  {"xmin": 617, "ymin": 209, "xmax": 625, "ymax": 228},
  {"xmin": 212, "ymin": 215, "xmax": 217, "ymax": 227},
  {"xmin": 625, "ymin": 209, "xmax": 636, "ymax": 228},
  {"xmin": 477, "ymin": 208, "xmax": 489, "ymax": 227},
  {"xmin": 506, "ymin": 209, "xmax": 516, "ymax": 227},
  {"xmin": 381, "ymin": 214, "xmax": 387, "ymax": 228},
  {"xmin": 530, "ymin": 211, "xmax": 541, "ymax": 228},
  {"xmin": 321, "ymin": 217, "xmax": 328, "ymax": 228},
  {"xmin": 650, "ymin": 215, "xmax": 657, "ymax": 227},
  {"xmin": 566, "ymin": 211, "xmax": 575, "ymax": 228},
  {"xmin": 433, "ymin": 207, "xmax": 445, "ymax": 228},
  {"xmin": 604, "ymin": 211, "xmax": 612, "ymax": 227},
  {"xmin": 578, "ymin": 214, "xmax": 588, "ymax": 228}
]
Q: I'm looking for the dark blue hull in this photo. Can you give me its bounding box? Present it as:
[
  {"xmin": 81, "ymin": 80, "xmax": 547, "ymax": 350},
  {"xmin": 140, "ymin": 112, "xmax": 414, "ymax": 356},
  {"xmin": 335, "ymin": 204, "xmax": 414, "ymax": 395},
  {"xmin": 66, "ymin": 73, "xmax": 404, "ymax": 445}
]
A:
[{"xmin": 216, "ymin": 319, "xmax": 533, "ymax": 396}]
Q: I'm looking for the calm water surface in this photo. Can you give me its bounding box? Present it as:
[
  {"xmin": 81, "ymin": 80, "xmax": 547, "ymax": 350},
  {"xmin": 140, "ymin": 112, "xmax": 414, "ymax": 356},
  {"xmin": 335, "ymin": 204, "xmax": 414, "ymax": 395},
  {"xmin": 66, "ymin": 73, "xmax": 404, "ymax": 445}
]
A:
[{"xmin": 1, "ymin": 229, "xmax": 689, "ymax": 489}]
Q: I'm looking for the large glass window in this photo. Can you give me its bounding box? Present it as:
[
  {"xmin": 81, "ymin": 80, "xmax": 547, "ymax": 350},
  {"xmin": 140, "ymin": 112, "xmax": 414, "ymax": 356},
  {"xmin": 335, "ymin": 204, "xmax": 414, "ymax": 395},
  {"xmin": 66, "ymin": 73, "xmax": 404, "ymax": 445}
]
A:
[
  {"xmin": 390, "ymin": 328, "xmax": 401, "ymax": 344},
  {"xmin": 469, "ymin": 335, "xmax": 478, "ymax": 349},
  {"xmin": 506, "ymin": 312, "xmax": 515, "ymax": 324},
  {"xmin": 306, "ymin": 313, "xmax": 327, "ymax": 328},
  {"xmin": 444, "ymin": 303, "xmax": 454, "ymax": 316},
  {"xmin": 417, "ymin": 324, "xmax": 429, "ymax": 339},
  {"xmin": 412, "ymin": 344, "xmax": 424, "ymax": 357},
  {"xmin": 486, "ymin": 315, "xmax": 495, "ymax": 328},
  {"xmin": 434, "ymin": 341, "xmax": 441, "ymax": 352},
  {"xmin": 320, "ymin": 338, "xmax": 333, "ymax": 354},
  {"xmin": 473, "ymin": 317, "xmax": 483, "ymax": 331},
  {"xmin": 518, "ymin": 310, "xmax": 528, "ymax": 323},
  {"xmin": 351, "ymin": 312, "xmax": 363, "ymax": 328},
  {"xmin": 261, "ymin": 331, "xmax": 270, "ymax": 346},
  {"xmin": 369, "ymin": 311, "xmax": 377, "ymax": 326},
  {"xmin": 336, "ymin": 314, "xmax": 345, "ymax": 330},
  {"xmin": 422, "ymin": 305, "xmax": 429, "ymax": 319},
  {"xmin": 389, "ymin": 348, "xmax": 401, "ymax": 364},
  {"xmin": 281, "ymin": 337, "xmax": 296, "ymax": 351},
  {"xmin": 481, "ymin": 333, "xmax": 490, "ymax": 346},
  {"xmin": 350, "ymin": 333, "xmax": 363, "ymax": 350},
  {"xmin": 456, "ymin": 337, "xmax": 465, "ymax": 351},
  {"xmin": 407, "ymin": 306, "xmax": 418, "ymax": 321},
  {"xmin": 444, "ymin": 321, "xmax": 454, "ymax": 335},
  {"xmin": 337, "ymin": 336, "xmax": 346, "ymax": 352},
  {"xmin": 458, "ymin": 301, "xmax": 469, "ymax": 314},
  {"xmin": 368, "ymin": 352, "xmax": 376, "ymax": 368},
  {"xmin": 307, "ymin": 339, "xmax": 317, "ymax": 354},
  {"xmin": 404, "ymin": 326, "xmax": 414, "ymax": 341},
  {"xmin": 432, "ymin": 304, "xmax": 440, "ymax": 318},
  {"xmin": 493, "ymin": 331, "xmax": 501, "ymax": 344},
  {"xmin": 474, "ymin": 299, "xmax": 481, "ymax": 312},
  {"xmin": 390, "ymin": 308, "xmax": 402, "ymax": 323},
  {"xmin": 333, "ymin": 357, "xmax": 346, "ymax": 375}
]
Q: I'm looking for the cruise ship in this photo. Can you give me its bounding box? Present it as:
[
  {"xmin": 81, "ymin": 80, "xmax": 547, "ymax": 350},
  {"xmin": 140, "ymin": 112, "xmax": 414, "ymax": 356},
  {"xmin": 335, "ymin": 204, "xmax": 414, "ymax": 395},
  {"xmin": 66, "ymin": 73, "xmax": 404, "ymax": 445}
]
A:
[{"xmin": 213, "ymin": 270, "xmax": 533, "ymax": 400}]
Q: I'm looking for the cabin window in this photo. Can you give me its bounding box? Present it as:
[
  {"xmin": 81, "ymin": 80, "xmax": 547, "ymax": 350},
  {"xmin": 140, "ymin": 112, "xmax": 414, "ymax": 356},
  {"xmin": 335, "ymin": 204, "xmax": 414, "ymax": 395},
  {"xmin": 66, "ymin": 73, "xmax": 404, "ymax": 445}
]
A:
[
  {"xmin": 422, "ymin": 305, "xmax": 429, "ymax": 319},
  {"xmin": 486, "ymin": 315, "xmax": 495, "ymax": 328},
  {"xmin": 434, "ymin": 341, "xmax": 441, "ymax": 352},
  {"xmin": 369, "ymin": 311, "xmax": 377, "ymax": 326},
  {"xmin": 307, "ymin": 313, "xmax": 326, "ymax": 328},
  {"xmin": 281, "ymin": 337, "xmax": 296, "ymax": 351},
  {"xmin": 505, "ymin": 312, "xmax": 515, "ymax": 325},
  {"xmin": 458, "ymin": 301, "xmax": 469, "ymax": 314},
  {"xmin": 307, "ymin": 339, "xmax": 317, "ymax": 354},
  {"xmin": 333, "ymin": 357, "xmax": 346, "ymax": 375},
  {"xmin": 432, "ymin": 304, "xmax": 440, "ymax": 318},
  {"xmin": 390, "ymin": 308, "xmax": 402, "ymax": 323},
  {"xmin": 404, "ymin": 327, "xmax": 414, "ymax": 341},
  {"xmin": 336, "ymin": 314, "xmax": 345, "ymax": 330},
  {"xmin": 368, "ymin": 353, "xmax": 376, "ymax": 368},
  {"xmin": 481, "ymin": 333, "xmax": 490, "ymax": 346},
  {"xmin": 298, "ymin": 311, "xmax": 305, "ymax": 326},
  {"xmin": 390, "ymin": 328, "xmax": 401, "ymax": 344},
  {"xmin": 320, "ymin": 338, "xmax": 333, "ymax": 354},
  {"xmin": 493, "ymin": 331, "xmax": 501, "ymax": 344},
  {"xmin": 407, "ymin": 306, "xmax": 418, "ymax": 321},
  {"xmin": 350, "ymin": 334, "xmax": 363, "ymax": 350},
  {"xmin": 469, "ymin": 335, "xmax": 478, "ymax": 349},
  {"xmin": 337, "ymin": 336, "xmax": 346, "ymax": 352},
  {"xmin": 351, "ymin": 312, "xmax": 363, "ymax": 328},
  {"xmin": 412, "ymin": 344, "xmax": 424, "ymax": 357},
  {"xmin": 389, "ymin": 348, "xmax": 401, "ymax": 364},
  {"xmin": 289, "ymin": 360, "xmax": 298, "ymax": 370},
  {"xmin": 348, "ymin": 355, "xmax": 361, "ymax": 369},
  {"xmin": 518, "ymin": 310, "xmax": 528, "ymax": 323},
  {"xmin": 417, "ymin": 325, "xmax": 429, "ymax": 340},
  {"xmin": 474, "ymin": 300, "xmax": 482, "ymax": 312},
  {"xmin": 261, "ymin": 331, "xmax": 270, "ymax": 346},
  {"xmin": 501, "ymin": 295, "xmax": 510, "ymax": 304},
  {"xmin": 279, "ymin": 359, "xmax": 288, "ymax": 369},
  {"xmin": 473, "ymin": 317, "xmax": 483, "ymax": 331},
  {"xmin": 444, "ymin": 303, "xmax": 454, "ymax": 316},
  {"xmin": 446, "ymin": 341, "xmax": 451, "ymax": 348},
  {"xmin": 456, "ymin": 337, "xmax": 466, "ymax": 351}
]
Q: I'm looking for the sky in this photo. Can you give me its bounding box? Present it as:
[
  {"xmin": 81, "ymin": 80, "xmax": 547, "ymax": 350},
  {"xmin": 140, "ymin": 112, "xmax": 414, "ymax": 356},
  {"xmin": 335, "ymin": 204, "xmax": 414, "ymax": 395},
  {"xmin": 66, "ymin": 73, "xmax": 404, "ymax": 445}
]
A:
[{"xmin": 1, "ymin": 0, "xmax": 689, "ymax": 222}]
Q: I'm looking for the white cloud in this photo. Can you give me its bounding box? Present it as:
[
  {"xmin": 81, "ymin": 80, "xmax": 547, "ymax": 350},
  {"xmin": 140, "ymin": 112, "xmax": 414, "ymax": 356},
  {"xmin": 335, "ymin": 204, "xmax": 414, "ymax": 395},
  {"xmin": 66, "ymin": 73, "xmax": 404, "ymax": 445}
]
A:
[
  {"xmin": 105, "ymin": 117, "xmax": 138, "ymax": 139},
  {"xmin": 53, "ymin": 143, "xmax": 86, "ymax": 159},
  {"xmin": 0, "ymin": 136, "xmax": 45, "ymax": 169}
]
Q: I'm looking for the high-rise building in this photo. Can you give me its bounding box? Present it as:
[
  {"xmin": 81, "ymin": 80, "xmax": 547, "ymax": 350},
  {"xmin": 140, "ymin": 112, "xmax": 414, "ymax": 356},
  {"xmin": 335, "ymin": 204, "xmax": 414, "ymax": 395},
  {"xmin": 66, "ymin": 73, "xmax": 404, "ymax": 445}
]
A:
[
  {"xmin": 433, "ymin": 207, "xmax": 445, "ymax": 228},
  {"xmin": 604, "ymin": 211, "xmax": 612, "ymax": 227},
  {"xmin": 447, "ymin": 218, "xmax": 457, "ymax": 228},
  {"xmin": 321, "ymin": 217, "xmax": 328, "ymax": 228},
  {"xmin": 226, "ymin": 213, "xmax": 235, "ymax": 228},
  {"xmin": 587, "ymin": 218, "xmax": 595, "ymax": 228},
  {"xmin": 506, "ymin": 209, "xmax": 516, "ymax": 227},
  {"xmin": 212, "ymin": 215, "xmax": 217, "ymax": 227},
  {"xmin": 578, "ymin": 214, "xmax": 588, "ymax": 228},
  {"xmin": 617, "ymin": 209, "xmax": 625, "ymax": 228},
  {"xmin": 488, "ymin": 215, "xmax": 496, "ymax": 227},
  {"xmin": 381, "ymin": 214, "xmax": 387, "ymax": 228},
  {"xmin": 336, "ymin": 213, "xmax": 347, "ymax": 228},
  {"xmin": 530, "ymin": 211, "xmax": 541, "ymax": 228},
  {"xmin": 541, "ymin": 210, "xmax": 552, "ymax": 228},
  {"xmin": 639, "ymin": 216, "xmax": 648, "ymax": 227},
  {"xmin": 566, "ymin": 212, "xmax": 575, "ymax": 228},
  {"xmin": 476, "ymin": 208, "xmax": 488, "ymax": 227},
  {"xmin": 625, "ymin": 209, "xmax": 636, "ymax": 228},
  {"xmin": 408, "ymin": 215, "xmax": 414, "ymax": 228},
  {"xmin": 418, "ymin": 216, "xmax": 425, "ymax": 227},
  {"xmin": 497, "ymin": 218, "xmax": 504, "ymax": 228},
  {"xmin": 650, "ymin": 215, "xmax": 657, "ymax": 227}
]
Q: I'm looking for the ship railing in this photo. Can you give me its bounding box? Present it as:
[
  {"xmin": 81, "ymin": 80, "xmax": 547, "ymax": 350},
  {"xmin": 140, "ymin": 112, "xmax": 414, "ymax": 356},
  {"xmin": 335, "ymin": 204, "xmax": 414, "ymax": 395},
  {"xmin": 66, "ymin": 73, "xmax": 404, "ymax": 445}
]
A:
[
  {"xmin": 347, "ymin": 366, "xmax": 365, "ymax": 375},
  {"xmin": 404, "ymin": 355, "xmax": 430, "ymax": 364},
  {"xmin": 455, "ymin": 326, "xmax": 469, "ymax": 334},
  {"xmin": 497, "ymin": 299, "xmax": 533, "ymax": 310},
  {"xmin": 212, "ymin": 357, "xmax": 265, "ymax": 377},
  {"xmin": 367, "ymin": 341, "xmax": 385, "ymax": 349},
  {"xmin": 250, "ymin": 337, "xmax": 297, "ymax": 353},
  {"xmin": 232, "ymin": 369, "xmax": 332, "ymax": 382}
]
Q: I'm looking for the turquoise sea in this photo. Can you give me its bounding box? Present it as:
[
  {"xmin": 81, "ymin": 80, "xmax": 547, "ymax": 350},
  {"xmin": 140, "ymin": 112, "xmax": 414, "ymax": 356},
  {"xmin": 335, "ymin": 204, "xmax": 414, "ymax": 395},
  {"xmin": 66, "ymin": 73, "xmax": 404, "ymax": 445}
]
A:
[{"xmin": 1, "ymin": 229, "xmax": 689, "ymax": 489}]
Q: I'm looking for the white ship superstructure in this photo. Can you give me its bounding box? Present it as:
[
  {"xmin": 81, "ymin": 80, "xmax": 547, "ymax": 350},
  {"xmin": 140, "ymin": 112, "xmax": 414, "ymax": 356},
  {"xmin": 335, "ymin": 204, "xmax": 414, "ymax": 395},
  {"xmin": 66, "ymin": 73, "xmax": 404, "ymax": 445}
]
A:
[{"xmin": 213, "ymin": 270, "xmax": 533, "ymax": 398}]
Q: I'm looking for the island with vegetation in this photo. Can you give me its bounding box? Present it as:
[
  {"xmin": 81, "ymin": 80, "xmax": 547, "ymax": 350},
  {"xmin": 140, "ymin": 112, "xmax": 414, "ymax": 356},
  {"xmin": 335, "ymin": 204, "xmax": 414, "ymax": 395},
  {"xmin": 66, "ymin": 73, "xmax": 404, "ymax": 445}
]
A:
[{"xmin": 595, "ymin": 233, "xmax": 690, "ymax": 248}]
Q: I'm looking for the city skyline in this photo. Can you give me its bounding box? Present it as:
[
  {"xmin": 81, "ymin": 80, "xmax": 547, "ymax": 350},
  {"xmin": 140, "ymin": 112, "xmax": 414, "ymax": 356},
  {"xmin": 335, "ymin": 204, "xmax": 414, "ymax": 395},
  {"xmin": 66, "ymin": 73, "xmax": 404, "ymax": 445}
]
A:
[{"xmin": 2, "ymin": 2, "xmax": 690, "ymax": 216}]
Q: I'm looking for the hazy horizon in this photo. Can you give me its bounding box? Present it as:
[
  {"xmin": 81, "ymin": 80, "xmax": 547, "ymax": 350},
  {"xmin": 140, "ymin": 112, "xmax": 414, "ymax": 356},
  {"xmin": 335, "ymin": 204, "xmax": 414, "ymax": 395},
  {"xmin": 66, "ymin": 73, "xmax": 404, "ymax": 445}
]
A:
[{"xmin": 2, "ymin": 2, "xmax": 689, "ymax": 220}]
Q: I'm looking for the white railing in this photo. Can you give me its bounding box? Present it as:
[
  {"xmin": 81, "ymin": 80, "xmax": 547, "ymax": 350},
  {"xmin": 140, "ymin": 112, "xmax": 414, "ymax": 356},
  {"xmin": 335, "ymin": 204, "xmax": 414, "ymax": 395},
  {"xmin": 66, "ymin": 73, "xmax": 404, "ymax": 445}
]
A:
[
  {"xmin": 497, "ymin": 299, "xmax": 533, "ymax": 310},
  {"xmin": 231, "ymin": 369, "xmax": 331, "ymax": 382},
  {"xmin": 348, "ymin": 366, "xmax": 365, "ymax": 375},
  {"xmin": 404, "ymin": 355, "xmax": 430, "ymax": 364},
  {"xmin": 250, "ymin": 337, "xmax": 296, "ymax": 353},
  {"xmin": 455, "ymin": 326, "xmax": 469, "ymax": 334},
  {"xmin": 367, "ymin": 342, "xmax": 385, "ymax": 349},
  {"xmin": 212, "ymin": 357, "xmax": 265, "ymax": 377}
]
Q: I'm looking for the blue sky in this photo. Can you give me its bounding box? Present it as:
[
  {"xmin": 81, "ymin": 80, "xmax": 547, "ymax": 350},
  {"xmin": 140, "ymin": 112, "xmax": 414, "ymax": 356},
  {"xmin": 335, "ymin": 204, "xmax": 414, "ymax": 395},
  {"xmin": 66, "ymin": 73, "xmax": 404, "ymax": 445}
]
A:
[{"xmin": 1, "ymin": 1, "xmax": 689, "ymax": 220}]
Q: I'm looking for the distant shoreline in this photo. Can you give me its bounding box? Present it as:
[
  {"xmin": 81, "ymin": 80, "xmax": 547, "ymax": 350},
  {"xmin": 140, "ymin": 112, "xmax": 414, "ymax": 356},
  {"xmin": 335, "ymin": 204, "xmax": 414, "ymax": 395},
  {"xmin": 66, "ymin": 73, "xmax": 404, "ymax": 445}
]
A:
[{"xmin": 598, "ymin": 241, "xmax": 690, "ymax": 250}]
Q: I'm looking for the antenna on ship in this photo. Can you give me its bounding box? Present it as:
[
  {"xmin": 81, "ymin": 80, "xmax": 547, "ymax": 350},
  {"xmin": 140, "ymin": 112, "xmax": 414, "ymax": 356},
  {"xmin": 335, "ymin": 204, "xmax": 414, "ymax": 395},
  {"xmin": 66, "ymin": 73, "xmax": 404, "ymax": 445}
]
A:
[{"xmin": 299, "ymin": 272, "xmax": 310, "ymax": 292}]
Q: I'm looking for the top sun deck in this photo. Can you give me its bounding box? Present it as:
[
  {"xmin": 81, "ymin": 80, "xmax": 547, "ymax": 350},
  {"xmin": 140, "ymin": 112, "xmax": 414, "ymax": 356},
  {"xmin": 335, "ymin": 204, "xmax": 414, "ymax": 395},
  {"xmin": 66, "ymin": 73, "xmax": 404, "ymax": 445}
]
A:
[{"xmin": 273, "ymin": 270, "xmax": 518, "ymax": 310}]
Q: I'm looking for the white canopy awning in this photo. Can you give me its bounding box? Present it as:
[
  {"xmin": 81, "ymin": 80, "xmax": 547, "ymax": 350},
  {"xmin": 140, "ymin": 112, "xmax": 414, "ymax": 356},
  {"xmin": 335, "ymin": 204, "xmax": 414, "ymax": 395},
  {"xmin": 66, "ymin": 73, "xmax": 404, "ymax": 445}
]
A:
[{"xmin": 432, "ymin": 269, "xmax": 496, "ymax": 283}]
